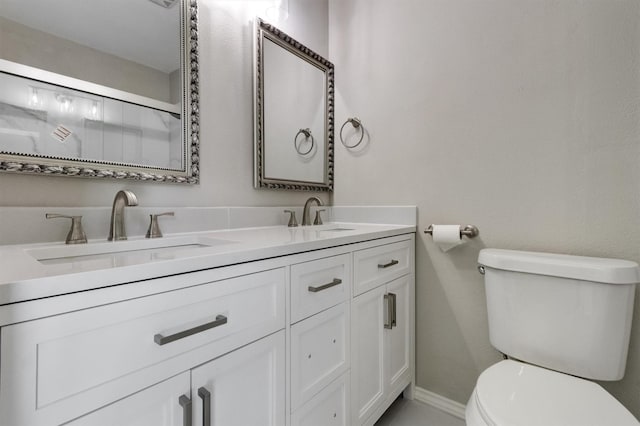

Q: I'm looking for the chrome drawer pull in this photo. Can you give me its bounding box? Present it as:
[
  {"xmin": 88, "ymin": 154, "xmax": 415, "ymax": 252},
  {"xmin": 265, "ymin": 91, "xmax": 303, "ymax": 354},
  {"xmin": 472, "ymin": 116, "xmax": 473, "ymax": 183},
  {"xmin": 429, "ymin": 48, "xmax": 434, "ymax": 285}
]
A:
[
  {"xmin": 378, "ymin": 259, "xmax": 399, "ymax": 269},
  {"xmin": 178, "ymin": 394, "xmax": 192, "ymax": 426},
  {"xmin": 389, "ymin": 292, "xmax": 397, "ymax": 327},
  {"xmin": 308, "ymin": 278, "xmax": 342, "ymax": 293},
  {"xmin": 198, "ymin": 387, "xmax": 211, "ymax": 426},
  {"xmin": 383, "ymin": 294, "xmax": 393, "ymax": 329},
  {"xmin": 154, "ymin": 315, "xmax": 228, "ymax": 346}
]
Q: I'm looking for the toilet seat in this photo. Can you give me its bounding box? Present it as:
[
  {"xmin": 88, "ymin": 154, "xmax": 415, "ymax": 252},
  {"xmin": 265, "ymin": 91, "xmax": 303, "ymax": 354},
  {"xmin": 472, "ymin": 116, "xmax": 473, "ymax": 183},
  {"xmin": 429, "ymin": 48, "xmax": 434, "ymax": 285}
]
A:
[{"xmin": 466, "ymin": 360, "xmax": 638, "ymax": 426}]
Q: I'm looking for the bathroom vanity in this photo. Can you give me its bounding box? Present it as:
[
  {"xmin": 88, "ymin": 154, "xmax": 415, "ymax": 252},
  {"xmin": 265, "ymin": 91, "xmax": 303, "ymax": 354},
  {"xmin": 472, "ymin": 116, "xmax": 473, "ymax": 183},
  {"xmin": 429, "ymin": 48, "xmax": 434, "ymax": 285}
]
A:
[{"xmin": 0, "ymin": 222, "xmax": 415, "ymax": 426}]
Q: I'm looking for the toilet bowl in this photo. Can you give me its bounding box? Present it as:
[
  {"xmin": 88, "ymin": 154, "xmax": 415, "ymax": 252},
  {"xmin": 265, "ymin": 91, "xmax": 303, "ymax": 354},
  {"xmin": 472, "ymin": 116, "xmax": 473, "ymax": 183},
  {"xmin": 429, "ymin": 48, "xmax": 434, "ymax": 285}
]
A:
[
  {"xmin": 466, "ymin": 360, "xmax": 638, "ymax": 426},
  {"xmin": 468, "ymin": 249, "xmax": 640, "ymax": 425}
]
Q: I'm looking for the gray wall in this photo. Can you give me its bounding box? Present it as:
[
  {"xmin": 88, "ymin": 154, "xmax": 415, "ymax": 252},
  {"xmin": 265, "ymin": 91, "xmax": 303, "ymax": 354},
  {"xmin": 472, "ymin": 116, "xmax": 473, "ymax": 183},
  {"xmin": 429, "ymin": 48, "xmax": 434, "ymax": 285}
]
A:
[
  {"xmin": 329, "ymin": 0, "xmax": 640, "ymax": 417},
  {"xmin": 0, "ymin": 0, "xmax": 330, "ymax": 209}
]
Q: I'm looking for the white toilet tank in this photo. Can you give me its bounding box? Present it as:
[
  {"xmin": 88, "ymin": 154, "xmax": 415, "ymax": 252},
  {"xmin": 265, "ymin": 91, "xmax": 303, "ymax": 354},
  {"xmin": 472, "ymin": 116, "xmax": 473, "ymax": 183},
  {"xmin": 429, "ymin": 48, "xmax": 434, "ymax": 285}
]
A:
[{"xmin": 479, "ymin": 249, "xmax": 640, "ymax": 381}]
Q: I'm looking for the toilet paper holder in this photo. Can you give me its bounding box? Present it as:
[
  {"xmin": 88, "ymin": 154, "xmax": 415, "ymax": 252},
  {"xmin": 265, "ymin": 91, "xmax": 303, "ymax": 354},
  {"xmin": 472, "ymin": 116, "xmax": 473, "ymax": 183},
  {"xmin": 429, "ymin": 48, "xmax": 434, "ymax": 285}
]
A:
[{"xmin": 424, "ymin": 224, "xmax": 480, "ymax": 238}]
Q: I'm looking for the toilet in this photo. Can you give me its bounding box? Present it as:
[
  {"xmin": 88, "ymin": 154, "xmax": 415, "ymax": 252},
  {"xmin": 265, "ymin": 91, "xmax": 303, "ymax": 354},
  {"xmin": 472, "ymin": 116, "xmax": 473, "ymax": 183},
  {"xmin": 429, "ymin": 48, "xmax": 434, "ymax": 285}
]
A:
[{"xmin": 466, "ymin": 249, "xmax": 640, "ymax": 426}]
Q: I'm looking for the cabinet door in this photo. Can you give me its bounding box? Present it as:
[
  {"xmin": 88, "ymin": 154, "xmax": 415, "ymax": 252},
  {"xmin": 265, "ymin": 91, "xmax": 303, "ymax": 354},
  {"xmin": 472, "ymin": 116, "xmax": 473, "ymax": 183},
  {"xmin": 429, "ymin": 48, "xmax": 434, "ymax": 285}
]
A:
[
  {"xmin": 191, "ymin": 331, "xmax": 285, "ymax": 426},
  {"xmin": 67, "ymin": 372, "xmax": 191, "ymax": 426},
  {"xmin": 350, "ymin": 286, "xmax": 386, "ymax": 425},
  {"xmin": 386, "ymin": 275, "xmax": 412, "ymax": 396}
]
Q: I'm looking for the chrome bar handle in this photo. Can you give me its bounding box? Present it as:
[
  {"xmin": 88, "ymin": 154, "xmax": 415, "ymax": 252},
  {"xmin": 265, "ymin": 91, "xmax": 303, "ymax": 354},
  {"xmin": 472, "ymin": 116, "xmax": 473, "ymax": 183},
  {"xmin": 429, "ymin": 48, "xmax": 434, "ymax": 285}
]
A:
[
  {"xmin": 378, "ymin": 259, "xmax": 399, "ymax": 269},
  {"xmin": 389, "ymin": 292, "xmax": 397, "ymax": 328},
  {"xmin": 198, "ymin": 387, "xmax": 211, "ymax": 426},
  {"xmin": 154, "ymin": 315, "xmax": 228, "ymax": 346},
  {"xmin": 178, "ymin": 394, "xmax": 192, "ymax": 426},
  {"xmin": 383, "ymin": 294, "xmax": 393, "ymax": 329},
  {"xmin": 308, "ymin": 278, "xmax": 342, "ymax": 293}
]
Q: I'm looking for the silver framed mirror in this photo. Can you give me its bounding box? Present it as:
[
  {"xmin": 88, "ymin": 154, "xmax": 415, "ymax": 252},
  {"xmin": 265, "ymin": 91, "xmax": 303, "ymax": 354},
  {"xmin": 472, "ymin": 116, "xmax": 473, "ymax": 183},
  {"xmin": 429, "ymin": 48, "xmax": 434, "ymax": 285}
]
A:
[
  {"xmin": 253, "ymin": 18, "xmax": 334, "ymax": 192},
  {"xmin": 0, "ymin": 0, "xmax": 200, "ymax": 183}
]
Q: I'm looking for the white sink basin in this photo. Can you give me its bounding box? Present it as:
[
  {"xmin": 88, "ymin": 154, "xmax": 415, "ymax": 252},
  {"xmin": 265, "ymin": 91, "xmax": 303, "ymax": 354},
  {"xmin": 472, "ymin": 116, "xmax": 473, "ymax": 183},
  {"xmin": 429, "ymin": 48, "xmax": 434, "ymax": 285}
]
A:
[{"xmin": 26, "ymin": 236, "xmax": 236, "ymax": 267}]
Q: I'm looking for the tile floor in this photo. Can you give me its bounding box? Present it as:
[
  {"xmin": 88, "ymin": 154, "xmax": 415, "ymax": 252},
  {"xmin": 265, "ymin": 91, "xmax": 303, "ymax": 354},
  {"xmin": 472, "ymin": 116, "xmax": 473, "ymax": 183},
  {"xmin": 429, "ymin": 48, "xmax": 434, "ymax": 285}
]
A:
[{"xmin": 375, "ymin": 397, "xmax": 465, "ymax": 426}]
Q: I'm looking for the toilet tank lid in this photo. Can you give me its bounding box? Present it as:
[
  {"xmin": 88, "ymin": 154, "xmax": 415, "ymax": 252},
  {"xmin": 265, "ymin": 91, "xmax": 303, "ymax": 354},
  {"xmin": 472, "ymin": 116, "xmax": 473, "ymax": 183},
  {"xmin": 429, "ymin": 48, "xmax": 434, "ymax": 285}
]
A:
[{"xmin": 478, "ymin": 249, "xmax": 640, "ymax": 284}]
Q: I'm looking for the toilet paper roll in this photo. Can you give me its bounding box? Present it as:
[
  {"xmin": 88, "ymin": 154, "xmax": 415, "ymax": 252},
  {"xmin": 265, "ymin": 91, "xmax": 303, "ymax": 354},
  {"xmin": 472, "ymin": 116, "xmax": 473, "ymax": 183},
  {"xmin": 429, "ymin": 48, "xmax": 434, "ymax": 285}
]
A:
[{"xmin": 431, "ymin": 225, "xmax": 463, "ymax": 252}]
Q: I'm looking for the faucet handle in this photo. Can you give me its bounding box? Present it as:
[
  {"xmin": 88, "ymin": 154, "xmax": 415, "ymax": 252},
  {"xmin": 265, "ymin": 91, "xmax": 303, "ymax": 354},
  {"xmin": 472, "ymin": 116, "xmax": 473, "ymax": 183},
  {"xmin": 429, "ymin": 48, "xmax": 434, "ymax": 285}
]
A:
[
  {"xmin": 46, "ymin": 213, "xmax": 88, "ymax": 244},
  {"xmin": 284, "ymin": 210, "xmax": 298, "ymax": 227},
  {"xmin": 313, "ymin": 209, "xmax": 326, "ymax": 226},
  {"xmin": 146, "ymin": 212, "xmax": 175, "ymax": 239}
]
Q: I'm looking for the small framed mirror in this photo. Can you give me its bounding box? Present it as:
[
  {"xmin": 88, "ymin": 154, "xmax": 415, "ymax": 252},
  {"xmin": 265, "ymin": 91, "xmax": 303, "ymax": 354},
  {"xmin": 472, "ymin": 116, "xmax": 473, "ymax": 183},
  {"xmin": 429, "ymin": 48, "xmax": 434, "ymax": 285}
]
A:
[
  {"xmin": 0, "ymin": 0, "xmax": 200, "ymax": 183},
  {"xmin": 253, "ymin": 18, "xmax": 334, "ymax": 191}
]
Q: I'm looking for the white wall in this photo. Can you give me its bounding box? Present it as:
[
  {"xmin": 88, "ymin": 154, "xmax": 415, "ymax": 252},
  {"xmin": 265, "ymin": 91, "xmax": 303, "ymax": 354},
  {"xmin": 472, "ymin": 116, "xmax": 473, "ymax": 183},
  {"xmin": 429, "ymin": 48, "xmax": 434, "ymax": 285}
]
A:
[
  {"xmin": 0, "ymin": 0, "xmax": 330, "ymax": 209},
  {"xmin": 329, "ymin": 0, "xmax": 640, "ymax": 416}
]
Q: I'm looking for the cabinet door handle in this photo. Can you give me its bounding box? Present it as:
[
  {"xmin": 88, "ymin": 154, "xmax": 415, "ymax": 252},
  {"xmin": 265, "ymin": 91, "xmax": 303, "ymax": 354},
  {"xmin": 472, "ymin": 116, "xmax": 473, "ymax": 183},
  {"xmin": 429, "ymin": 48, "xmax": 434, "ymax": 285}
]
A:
[
  {"xmin": 198, "ymin": 387, "xmax": 211, "ymax": 426},
  {"xmin": 308, "ymin": 278, "xmax": 342, "ymax": 293},
  {"xmin": 383, "ymin": 294, "xmax": 393, "ymax": 329},
  {"xmin": 178, "ymin": 394, "xmax": 192, "ymax": 426},
  {"xmin": 389, "ymin": 292, "xmax": 397, "ymax": 328},
  {"xmin": 154, "ymin": 315, "xmax": 228, "ymax": 346},
  {"xmin": 378, "ymin": 259, "xmax": 399, "ymax": 269}
]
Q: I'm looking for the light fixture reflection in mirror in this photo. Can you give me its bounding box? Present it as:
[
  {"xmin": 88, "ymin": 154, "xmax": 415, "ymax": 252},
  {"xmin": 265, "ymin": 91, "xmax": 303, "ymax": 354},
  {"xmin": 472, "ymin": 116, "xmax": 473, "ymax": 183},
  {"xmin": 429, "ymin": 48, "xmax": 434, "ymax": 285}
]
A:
[
  {"xmin": 55, "ymin": 94, "xmax": 73, "ymax": 114},
  {"xmin": 28, "ymin": 87, "xmax": 42, "ymax": 109},
  {"xmin": 89, "ymin": 101, "xmax": 100, "ymax": 121}
]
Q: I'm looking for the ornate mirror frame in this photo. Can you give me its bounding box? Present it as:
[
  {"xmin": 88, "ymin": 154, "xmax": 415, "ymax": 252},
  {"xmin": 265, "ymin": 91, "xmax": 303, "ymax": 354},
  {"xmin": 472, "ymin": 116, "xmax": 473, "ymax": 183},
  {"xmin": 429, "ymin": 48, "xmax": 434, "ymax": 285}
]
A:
[
  {"xmin": 253, "ymin": 18, "xmax": 334, "ymax": 192},
  {"xmin": 0, "ymin": 0, "xmax": 200, "ymax": 184}
]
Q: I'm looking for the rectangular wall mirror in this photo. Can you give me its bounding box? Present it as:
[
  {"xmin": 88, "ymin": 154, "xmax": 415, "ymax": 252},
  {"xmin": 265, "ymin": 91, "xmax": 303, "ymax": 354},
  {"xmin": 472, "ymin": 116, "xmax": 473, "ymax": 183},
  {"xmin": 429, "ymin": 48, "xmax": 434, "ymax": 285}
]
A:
[
  {"xmin": 253, "ymin": 18, "xmax": 334, "ymax": 192},
  {"xmin": 0, "ymin": 0, "xmax": 200, "ymax": 183}
]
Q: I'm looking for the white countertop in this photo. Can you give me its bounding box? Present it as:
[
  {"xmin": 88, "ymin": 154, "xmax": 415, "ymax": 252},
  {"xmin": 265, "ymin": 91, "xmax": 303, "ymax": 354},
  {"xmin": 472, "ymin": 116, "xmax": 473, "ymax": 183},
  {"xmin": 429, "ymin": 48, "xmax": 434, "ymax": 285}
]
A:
[{"xmin": 0, "ymin": 222, "xmax": 415, "ymax": 306}]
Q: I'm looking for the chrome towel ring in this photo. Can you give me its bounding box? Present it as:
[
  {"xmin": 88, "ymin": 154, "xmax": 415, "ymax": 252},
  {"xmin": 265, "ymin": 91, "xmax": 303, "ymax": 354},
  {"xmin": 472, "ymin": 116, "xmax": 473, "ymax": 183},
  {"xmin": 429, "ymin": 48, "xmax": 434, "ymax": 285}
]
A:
[
  {"xmin": 340, "ymin": 117, "xmax": 364, "ymax": 148},
  {"xmin": 294, "ymin": 128, "xmax": 314, "ymax": 155}
]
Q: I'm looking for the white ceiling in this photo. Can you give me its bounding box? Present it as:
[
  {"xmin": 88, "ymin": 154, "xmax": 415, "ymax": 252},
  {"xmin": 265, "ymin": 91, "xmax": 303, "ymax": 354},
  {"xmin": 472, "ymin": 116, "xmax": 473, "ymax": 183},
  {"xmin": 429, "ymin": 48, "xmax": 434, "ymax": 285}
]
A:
[{"xmin": 1, "ymin": 0, "xmax": 180, "ymax": 73}]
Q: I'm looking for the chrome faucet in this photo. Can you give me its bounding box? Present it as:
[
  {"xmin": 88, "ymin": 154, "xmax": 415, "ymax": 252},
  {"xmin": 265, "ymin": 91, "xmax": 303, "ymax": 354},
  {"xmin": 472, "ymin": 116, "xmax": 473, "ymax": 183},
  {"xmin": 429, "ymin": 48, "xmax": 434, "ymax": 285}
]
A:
[
  {"xmin": 108, "ymin": 190, "xmax": 138, "ymax": 241},
  {"xmin": 302, "ymin": 196, "xmax": 323, "ymax": 226}
]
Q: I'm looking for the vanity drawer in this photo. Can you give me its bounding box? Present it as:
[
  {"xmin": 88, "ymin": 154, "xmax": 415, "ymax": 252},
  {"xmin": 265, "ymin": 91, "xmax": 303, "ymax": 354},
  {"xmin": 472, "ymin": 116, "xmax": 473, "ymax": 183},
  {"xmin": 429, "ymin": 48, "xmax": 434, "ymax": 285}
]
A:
[
  {"xmin": 0, "ymin": 268, "xmax": 285, "ymax": 426},
  {"xmin": 353, "ymin": 239, "xmax": 412, "ymax": 296},
  {"xmin": 291, "ymin": 373, "xmax": 350, "ymax": 426},
  {"xmin": 291, "ymin": 303, "xmax": 349, "ymax": 410},
  {"xmin": 291, "ymin": 254, "xmax": 350, "ymax": 323}
]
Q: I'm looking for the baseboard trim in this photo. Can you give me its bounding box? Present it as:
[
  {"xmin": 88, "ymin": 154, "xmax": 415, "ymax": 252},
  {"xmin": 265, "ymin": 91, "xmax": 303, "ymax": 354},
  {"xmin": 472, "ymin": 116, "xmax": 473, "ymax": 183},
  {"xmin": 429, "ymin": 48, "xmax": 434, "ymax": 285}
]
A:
[{"xmin": 414, "ymin": 387, "xmax": 466, "ymax": 419}]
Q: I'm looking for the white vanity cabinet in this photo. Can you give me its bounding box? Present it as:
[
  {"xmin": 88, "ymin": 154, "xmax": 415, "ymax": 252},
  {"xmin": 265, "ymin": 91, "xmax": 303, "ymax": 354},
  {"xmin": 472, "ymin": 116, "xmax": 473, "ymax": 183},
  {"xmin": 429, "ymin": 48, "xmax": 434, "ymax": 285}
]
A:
[
  {"xmin": 0, "ymin": 268, "xmax": 286, "ymax": 426},
  {"xmin": 0, "ymin": 228, "xmax": 415, "ymax": 426},
  {"xmin": 351, "ymin": 240, "xmax": 415, "ymax": 426}
]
